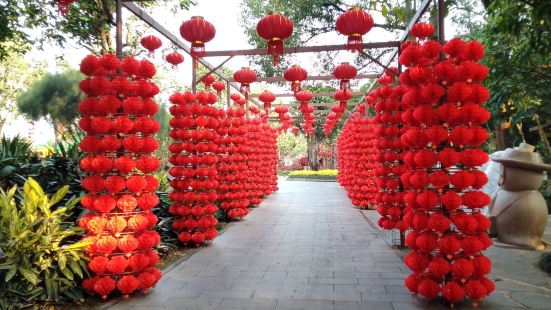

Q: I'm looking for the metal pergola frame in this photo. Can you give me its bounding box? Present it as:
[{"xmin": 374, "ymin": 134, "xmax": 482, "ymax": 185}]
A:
[{"xmin": 116, "ymin": 0, "xmax": 444, "ymax": 120}]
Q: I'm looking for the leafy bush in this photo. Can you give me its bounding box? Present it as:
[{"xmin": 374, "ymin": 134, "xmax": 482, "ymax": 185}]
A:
[
  {"xmin": 287, "ymin": 169, "xmax": 338, "ymax": 180},
  {"xmin": 0, "ymin": 178, "xmax": 88, "ymax": 308}
]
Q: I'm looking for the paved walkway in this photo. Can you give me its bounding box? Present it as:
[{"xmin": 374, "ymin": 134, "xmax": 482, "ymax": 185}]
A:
[{"xmin": 107, "ymin": 180, "xmax": 551, "ymax": 310}]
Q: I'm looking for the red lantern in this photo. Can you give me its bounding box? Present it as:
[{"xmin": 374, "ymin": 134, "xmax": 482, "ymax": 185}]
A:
[
  {"xmin": 140, "ymin": 35, "xmax": 162, "ymax": 57},
  {"xmin": 55, "ymin": 0, "xmax": 77, "ymax": 15},
  {"xmin": 165, "ymin": 51, "xmax": 184, "ymax": 68},
  {"xmin": 410, "ymin": 22, "xmax": 435, "ymax": 39},
  {"xmin": 200, "ymin": 74, "xmax": 216, "ymax": 91},
  {"xmin": 179, "ymin": 16, "xmax": 216, "ymax": 59},
  {"xmin": 233, "ymin": 67, "xmax": 257, "ymax": 99},
  {"xmin": 258, "ymin": 90, "xmax": 276, "ymax": 109},
  {"xmin": 333, "ymin": 62, "xmax": 357, "ymax": 90},
  {"xmin": 335, "ymin": 6, "xmax": 374, "ymax": 51},
  {"xmin": 256, "ymin": 12, "xmax": 293, "ymax": 65},
  {"xmin": 212, "ymin": 81, "xmax": 225, "ymax": 96},
  {"xmin": 284, "ymin": 65, "xmax": 308, "ymax": 92}
]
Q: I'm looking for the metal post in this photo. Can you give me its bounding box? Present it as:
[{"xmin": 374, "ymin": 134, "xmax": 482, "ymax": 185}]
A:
[
  {"xmin": 115, "ymin": 0, "xmax": 123, "ymax": 58},
  {"xmin": 191, "ymin": 62, "xmax": 197, "ymax": 93},
  {"xmin": 437, "ymin": 0, "xmax": 445, "ymax": 44},
  {"xmin": 226, "ymin": 81, "xmax": 231, "ymax": 109}
]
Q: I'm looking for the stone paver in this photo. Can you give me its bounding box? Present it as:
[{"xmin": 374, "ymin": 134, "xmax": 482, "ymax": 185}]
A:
[{"xmin": 105, "ymin": 180, "xmax": 545, "ymax": 310}]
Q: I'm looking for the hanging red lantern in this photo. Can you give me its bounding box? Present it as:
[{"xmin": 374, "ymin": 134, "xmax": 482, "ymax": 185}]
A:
[
  {"xmin": 179, "ymin": 16, "xmax": 216, "ymax": 59},
  {"xmin": 140, "ymin": 35, "xmax": 162, "ymax": 57},
  {"xmin": 334, "ymin": 89, "xmax": 353, "ymax": 107},
  {"xmin": 335, "ymin": 6, "xmax": 374, "ymax": 51},
  {"xmin": 256, "ymin": 12, "xmax": 294, "ymax": 66},
  {"xmin": 258, "ymin": 90, "xmax": 276, "ymax": 109},
  {"xmin": 233, "ymin": 67, "xmax": 257, "ymax": 99},
  {"xmin": 292, "ymin": 127, "xmax": 299, "ymax": 136},
  {"xmin": 55, "ymin": 0, "xmax": 77, "ymax": 14},
  {"xmin": 165, "ymin": 51, "xmax": 184, "ymax": 68},
  {"xmin": 410, "ymin": 22, "xmax": 435, "ymax": 39},
  {"xmin": 333, "ymin": 62, "xmax": 357, "ymax": 90},
  {"xmin": 284, "ymin": 65, "xmax": 308, "ymax": 92},
  {"xmin": 200, "ymin": 74, "xmax": 216, "ymax": 91},
  {"xmin": 212, "ymin": 81, "xmax": 225, "ymax": 96}
]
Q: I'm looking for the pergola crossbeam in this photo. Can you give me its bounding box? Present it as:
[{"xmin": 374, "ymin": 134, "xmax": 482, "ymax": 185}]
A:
[
  {"xmin": 203, "ymin": 41, "xmax": 401, "ymax": 57},
  {"xmin": 230, "ymin": 74, "xmax": 377, "ymax": 83},
  {"xmin": 121, "ymin": 2, "xmax": 262, "ymax": 108},
  {"xmin": 249, "ymin": 92, "xmax": 364, "ymax": 98}
]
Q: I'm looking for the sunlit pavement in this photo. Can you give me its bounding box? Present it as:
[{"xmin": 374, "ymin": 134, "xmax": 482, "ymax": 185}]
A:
[{"xmin": 106, "ymin": 180, "xmax": 549, "ymax": 310}]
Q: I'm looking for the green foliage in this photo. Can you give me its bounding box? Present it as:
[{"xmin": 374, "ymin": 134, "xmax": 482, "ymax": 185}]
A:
[
  {"xmin": 0, "ymin": 47, "xmax": 46, "ymax": 136},
  {"xmin": 16, "ymin": 70, "xmax": 84, "ymax": 128},
  {"xmin": 0, "ymin": 178, "xmax": 88, "ymax": 308},
  {"xmin": 470, "ymin": 1, "xmax": 550, "ymax": 149},
  {"xmin": 0, "ymin": 0, "xmax": 196, "ymax": 58},
  {"xmin": 277, "ymin": 132, "xmax": 307, "ymax": 159}
]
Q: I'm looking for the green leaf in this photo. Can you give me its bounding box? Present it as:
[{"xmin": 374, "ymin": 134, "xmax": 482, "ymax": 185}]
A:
[
  {"xmin": 18, "ymin": 267, "xmax": 39, "ymax": 285},
  {"xmin": 58, "ymin": 255, "xmax": 67, "ymax": 270},
  {"xmin": 0, "ymin": 165, "xmax": 16, "ymax": 178},
  {"xmin": 69, "ymin": 259, "xmax": 83, "ymax": 278},
  {"xmin": 5, "ymin": 265, "xmax": 17, "ymax": 282},
  {"xmin": 49, "ymin": 185, "xmax": 69, "ymax": 207},
  {"xmin": 60, "ymin": 266, "xmax": 74, "ymax": 280}
]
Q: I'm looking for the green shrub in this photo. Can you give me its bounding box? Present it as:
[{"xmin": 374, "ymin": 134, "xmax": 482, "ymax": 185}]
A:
[{"xmin": 0, "ymin": 178, "xmax": 88, "ymax": 308}]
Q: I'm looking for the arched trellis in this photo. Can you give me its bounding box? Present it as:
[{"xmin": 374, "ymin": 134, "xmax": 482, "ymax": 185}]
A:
[{"xmin": 117, "ymin": 0, "xmax": 443, "ymax": 125}]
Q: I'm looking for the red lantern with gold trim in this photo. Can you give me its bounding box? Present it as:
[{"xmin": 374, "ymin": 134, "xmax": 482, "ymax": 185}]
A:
[
  {"xmin": 233, "ymin": 67, "xmax": 257, "ymax": 99},
  {"xmin": 256, "ymin": 12, "xmax": 294, "ymax": 66},
  {"xmin": 259, "ymin": 90, "xmax": 276, "ymax": 110},
  {"xmin": 179, "ymin": 16, "xmax": 216, "ymax": 59},
  {"xmin": 140, "ymin": 35, "xmax": 162, "ymax": 57},
  {"xmin": 333, "ymin": 62, "xmax": 357, "ymax": 90},
  {"xmin": 284, "ymin": 65, "xmax": 308, "ymax": 92},
  {"xmin": 336, "ymin": 6, "xmax": 374, "ymax": 51}
]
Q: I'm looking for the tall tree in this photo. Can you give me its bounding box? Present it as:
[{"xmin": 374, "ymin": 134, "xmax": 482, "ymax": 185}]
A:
[
  {"xmin": 16, "ymin": 70, "xmax": 83, "ymax": 143},
  {"xmin": 0, "ymin": 45, "xmax": 46, "ymax": 136},
  {"xmin": 0, "ymin": 0, "xmax": 196, "ymax": 59},
  {"xmin": 473, "ymin": 1, "xmax": 550, "ymax": 152}
]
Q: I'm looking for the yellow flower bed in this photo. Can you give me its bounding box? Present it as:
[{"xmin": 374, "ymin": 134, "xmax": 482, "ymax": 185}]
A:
[{"xmin": 287, "ymin": 169, "xmax": 338, "ymax": 179}]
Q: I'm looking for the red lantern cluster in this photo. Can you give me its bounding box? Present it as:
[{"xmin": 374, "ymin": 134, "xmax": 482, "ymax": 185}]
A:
[
  {"xmin": 322, "ymin": 103, "xmax": 346, "ymax": 137},
  {"xmin": 216, "ymin": 107, "xmax": 250, "ymax": 219},
  {"xmin": 243, "ymin": 119, "xmax": 279, "ymax": 205},
  {"xmin": 256, "ymin": 12, "xmax": 294, "ymax": 66},
  {"xmin": 399, "ymin": 24, "xmax": 493, "ymax": 306},
  {"xmin": 284, "ymin": 65, "xmax": 308, "ymax": 92},
  {"xmin": 180, "ymin": 16, "xmax": 216, "ymax": 63},
  {"xmin": 274, "ymin": 105, "xmax": 293, "ymax": 133},
  {"xmin": 337, "ymin": 111, "xmax": 379, "ymax": 209},
  {"xmin": 295, "ymin": 90, "xmax": 315, "ymax": 135},
  {"xmin": 369, "ymin": 69, "xmax": 408, "ymax": 231},
  {"xmin": 168, "ymin": 91, "xmax": 223, "ymax": 246},
  {"xmin": 78, "ymin": 54, "xmax": 162, "ymax": 299}
]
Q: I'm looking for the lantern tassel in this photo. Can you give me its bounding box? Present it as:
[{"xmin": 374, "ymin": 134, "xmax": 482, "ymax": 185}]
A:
[
  {"xmin": 291, "ymin": 81, "xmax": 301, "ymax": 92},
  {"xmin": 268, "ymin": 40, "xmax": 283, "ymax": 66},
  {"xmin": 347, "ymin": 34, "xmax": 363, "ymax": 51},
  {"xmin": 340, "ymin": 80, "xmax": 350, "ymax": 90}
]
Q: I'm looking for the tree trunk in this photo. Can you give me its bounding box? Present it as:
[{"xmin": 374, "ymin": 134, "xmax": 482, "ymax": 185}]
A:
[
  {"xmin": 494, "ymin": 120, "xmax": 512, "ymax": 150},
  {"xmin": 0, "ymin": 117, "xmax": 5, "ymax": 137},
  {"xmin": 307, "ymin": 135, "xmax": 320, "ymax": 171}
]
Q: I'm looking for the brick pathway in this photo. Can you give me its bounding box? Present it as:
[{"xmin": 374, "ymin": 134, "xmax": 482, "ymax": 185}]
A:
[{"xmin": 107, "ymin": 180, "xmax": 546, "ymax": 310}]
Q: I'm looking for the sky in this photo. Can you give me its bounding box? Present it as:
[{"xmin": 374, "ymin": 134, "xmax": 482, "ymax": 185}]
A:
[{"xmin": 3, "ymin": 0, "xmax": 467, "ymax": 146}]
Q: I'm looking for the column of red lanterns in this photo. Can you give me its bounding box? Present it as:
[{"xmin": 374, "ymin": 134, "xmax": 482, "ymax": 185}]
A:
[
  {"xmin": 337, "ymin": 107, "xmax": 379, "ymax": 209},
  {"xmin": 168, "ymin": 91, "xmax": 222, "ymax": 246},
  {"xmin": 78, "ymin": 54, "xmax": 162, "ymax": 299},
  {"xmin": 398, "ymin": 23, "xmax": 494, "ymax": 306},
  {"xmin": 370, "ymin": 70, "xmax": 409, "ymax": 232},
  {"xmin": 217, "ymin": 104, "xmax": 251, "ymax": 220}
]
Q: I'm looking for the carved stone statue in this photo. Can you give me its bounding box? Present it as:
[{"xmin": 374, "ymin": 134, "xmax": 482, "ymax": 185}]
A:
[{"xmin": 488, "ymin": 143, "xmax": 551, "ymax": 250}]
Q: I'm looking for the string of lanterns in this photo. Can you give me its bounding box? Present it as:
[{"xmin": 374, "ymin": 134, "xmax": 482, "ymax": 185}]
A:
[{"xmin": 78, "ymin": 54, "xmax": 162, "ymax": 299}]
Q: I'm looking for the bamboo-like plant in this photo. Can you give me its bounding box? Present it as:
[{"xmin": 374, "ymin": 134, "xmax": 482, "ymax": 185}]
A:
[{"xmin": 0, "ymin": 178, "xmax": 88, "ymax": 308}]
